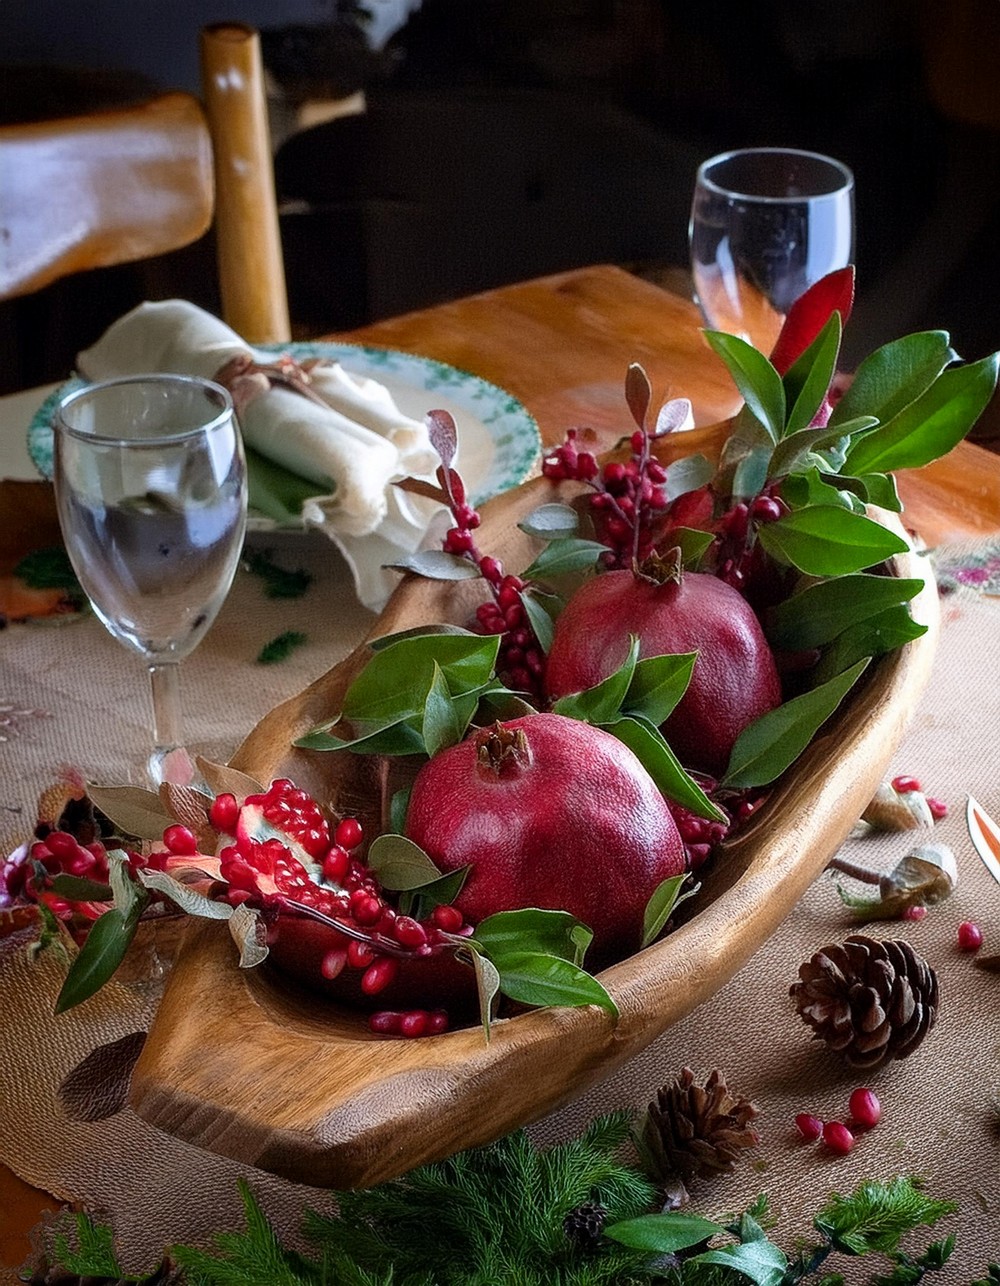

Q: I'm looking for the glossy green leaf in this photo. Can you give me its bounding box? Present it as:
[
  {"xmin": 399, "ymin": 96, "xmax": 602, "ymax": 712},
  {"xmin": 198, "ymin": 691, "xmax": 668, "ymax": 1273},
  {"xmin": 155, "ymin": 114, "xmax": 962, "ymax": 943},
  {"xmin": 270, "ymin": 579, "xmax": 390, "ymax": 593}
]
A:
[
  {"xmin": 473, "ymin": 908, "xmax": 594, "ymax": 967},
  {"xmin": 368, "ymin": 623, "xmax": 477, "ymax": 651},
  {"xmin": 551, "ymin": 636, "xmax": 639, "ymax": 724},
  {"xmin": 723, "ymin": 659, "xmax": 869, "ymax": 789},
  {"xmin": 521, "ymin": 537, "xmax": 609, "ymax": 581},
  {"xmin": 422, "ymin": 662, "xmax": 463, "ymax": 757},
  {"xmin": 384, "ymin": 550, "xmax": 482, "ymax": 581},
  {"xmin": 520, "ymin": 588, "xmax": 561, "ymax": 654},
  {"xmin": 366, "ymin": 834, "xmax": 445, "ymax": 890},
  {"xmin": 388, "ymin": 786, "xmax": 411, "ymax": 835},
  {"xmin": 780, "ymin": 468, "xmax": 858, "ymax": 512},
  {"xmin": 693, "ymin": 1238, "xmax": 788, "ymax": 1286},
  {"xmin": 756, "ymin": 505, "xmax": 909, "ymax": 576},
  {"xmin": 830, "ymin": 330, "xmax": 956, "ymax": 428},
  {"xmin": 843, "ymin": 352, "xmax": 1000, "ymax": 474},
  {"xmin": 767, "ymin": 574, "xmax": 926, "ymax": 650},
  {"xmin": 842, "ymin": 470, "xmax": 902, "ymax": 512},
  {"xmin": 703, "ymin": 331, "xmax": 786, "ymax": 441},
  {"xmin": 782, "ymin": 312, "xmax": 842, "ymax": 435},
  {"xmin": 768, "ymin": 417, "xmax": 876, "ymax": 480},
  {"xmin": 811, "ymin": 604, "xmax": 928, "ymax": 685},
  {"xmin": 398, "ymin": 865, "xmax": 470, "ymax": 919},
  {"xmin": 665, "ymin": 453, "xmax": 714, "ymax": 501},
  {"xmin": 732, "ymin": 445, "xmax": 773, "ymax": 500},
  {"xmin": 604, "ymin": 1212, "xmax": 725, "ymax": 1253},
  {"xmin": 295, "ymin": 717, "xmax": 427, "ymax": 756},
  {"xmin": 55, "ymin": 900, "xmax": 145, "ymax": 1013},
  {"xmin": 49, "ymin": 875, "xmax": 114, "ymax": 902},
  {"xmin": 668, "ymin": 526, "xmax": 715, "ymax": 568},
  {"xmin": 342, "ymin": 633, "xmax": 501, "ymax": 727},
  {"xmin": 492, "ymin": 951, "xmax": 618, "ymax": 1015},
  {"xmin": 623, "ymin": 651, "xmax": 696, "ymax": 726},
  {"xmin": 517, "ymin": 503, "xmax": 580, "ymax": 540},
  {"xmin": 607, "ymin": 716, "xmax": 726, "ymax": 822},
  {"xmin": 641, "ymin": 874, "xmax": 700, "ymax": 948}
]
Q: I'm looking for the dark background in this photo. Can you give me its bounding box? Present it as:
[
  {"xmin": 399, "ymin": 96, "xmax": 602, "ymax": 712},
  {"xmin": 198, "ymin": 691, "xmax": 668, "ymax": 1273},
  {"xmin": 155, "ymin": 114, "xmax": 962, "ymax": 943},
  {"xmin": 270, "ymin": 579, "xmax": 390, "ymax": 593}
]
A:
[{"xmin": 2, "ymin": 0, "xmax": 999, "ymax": 420}]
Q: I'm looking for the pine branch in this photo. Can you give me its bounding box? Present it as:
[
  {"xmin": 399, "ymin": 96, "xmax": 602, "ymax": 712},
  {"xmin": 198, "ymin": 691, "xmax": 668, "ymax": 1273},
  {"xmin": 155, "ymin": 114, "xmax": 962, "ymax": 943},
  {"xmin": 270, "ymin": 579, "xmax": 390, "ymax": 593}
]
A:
[{"xmin": 813, "ymin": 1177, "xmax": 956, "ymax": 1257}]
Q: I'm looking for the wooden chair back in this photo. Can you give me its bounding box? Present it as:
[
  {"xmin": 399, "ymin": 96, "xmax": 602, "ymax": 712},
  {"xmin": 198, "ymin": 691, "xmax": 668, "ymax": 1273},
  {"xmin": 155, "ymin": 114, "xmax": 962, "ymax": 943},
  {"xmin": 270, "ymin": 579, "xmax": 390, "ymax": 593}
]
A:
[{"xmin": 0, "ymin": 23, "xmax": 290, "ymax": 345}]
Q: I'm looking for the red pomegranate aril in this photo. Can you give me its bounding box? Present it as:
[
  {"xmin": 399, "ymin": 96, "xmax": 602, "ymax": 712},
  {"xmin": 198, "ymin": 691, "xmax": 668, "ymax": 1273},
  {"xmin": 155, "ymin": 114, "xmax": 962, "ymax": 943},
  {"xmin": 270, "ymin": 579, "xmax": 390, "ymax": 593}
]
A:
[
  {"xmin": 322, "ymin": 846, "xmax": 350, "ymax": 884},
  {"xmin": 350, "ymin": 891, "xmax": 383, "ymax": 925},
  {"xmin": 431, "ymin": 904, "xmax": 464, "ymax": 934},
  {"xmin": 361, "ymin": 957, "xmax": 399, "ymax": 995},
  {"xmin": 320, "ymin": 948, "xmax": 348, "ymax": 981},
  {"xmin": 347, "ymin": 940, "xmax": 375, "ymax": 969},
  {"xmin": 794, "ymin": 1113, "xmax": 823, "ymax": 1142},
  {"xmin": 902, "ymin": 905, "xmax": 928, "ymax": 922},
  {"xmin": 66, "ymin": 851, "xmax": 98, "ymax": 877},
  {"xmin": 849, "ymin": 1087, "xmax": 881, "ymax": 1130},
  {"xmin": 822, "ymin": 1121, "xmax": 855, "ymax": 1155},
  {"xmin": 926, "ymin": 797, "xmax": 948, "ymax": 820},
  {"xmin": 891, "ymin": 775, "xmax": 921, "ymax": 794},
  {"xmin": 334, "ymin": 817, "xmax": 364, "ymax": 851},
  {"xmin": 392, "ymin": 916, "xmax": 428, "ymax": 949},
  {"xmin": 425, "ymin": 1009, "xmax": 450, "ymax": 1035},
  {"xmin": 399, "ymin": 1010, "xmax": 428, "ymax": 1039},
  {"xmin": 44, "ymin": 831, "xmax": 80, "ymax": 861},
  {"xmin": 957, "ymin": 921, "xmax": 984, "ymax": 951},
  {"xmin": 210, "ymin": 792, "xmax": 239, "ymax": 833},
  {"xmin": 369, "ymin": 1011, "xmax": 402, "ymax": 1035},
  {"xmin": 163, "ymin": 824, "xmax": 198, "ymax": 856}
]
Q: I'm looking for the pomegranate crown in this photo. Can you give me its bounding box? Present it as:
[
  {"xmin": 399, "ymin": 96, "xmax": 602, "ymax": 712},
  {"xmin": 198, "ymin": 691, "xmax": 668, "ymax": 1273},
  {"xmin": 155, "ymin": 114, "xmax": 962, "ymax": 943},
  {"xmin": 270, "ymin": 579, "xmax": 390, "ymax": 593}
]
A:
[{"xmin": 475, "ymin": 721, "xmax": 531, "ymax": 776}]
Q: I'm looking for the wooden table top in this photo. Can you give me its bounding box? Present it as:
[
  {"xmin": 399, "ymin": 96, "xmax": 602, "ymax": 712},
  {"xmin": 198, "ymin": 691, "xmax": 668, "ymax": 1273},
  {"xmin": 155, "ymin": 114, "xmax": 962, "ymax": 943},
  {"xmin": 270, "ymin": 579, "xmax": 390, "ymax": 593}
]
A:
[{"xmin": 3, "ymin": 261, "xmax": 998, "ymax": 1272}]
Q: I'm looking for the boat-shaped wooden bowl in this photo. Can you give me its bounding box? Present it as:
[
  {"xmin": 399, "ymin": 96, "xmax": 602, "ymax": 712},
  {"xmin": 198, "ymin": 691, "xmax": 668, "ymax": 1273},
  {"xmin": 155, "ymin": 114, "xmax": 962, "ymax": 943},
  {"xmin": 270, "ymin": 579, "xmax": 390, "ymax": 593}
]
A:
[{"xmin": 128, "ymin": 427, "xmax": 939, "ymax": 1189}]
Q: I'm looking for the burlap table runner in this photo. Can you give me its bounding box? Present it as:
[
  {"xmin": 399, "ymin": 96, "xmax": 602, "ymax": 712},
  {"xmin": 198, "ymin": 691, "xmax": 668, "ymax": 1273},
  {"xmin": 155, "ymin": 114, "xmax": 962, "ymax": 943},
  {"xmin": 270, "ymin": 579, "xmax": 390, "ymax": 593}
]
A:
[{"xmin": 2, "ymin": 536, "xmax": 999, "ymax": 1280}]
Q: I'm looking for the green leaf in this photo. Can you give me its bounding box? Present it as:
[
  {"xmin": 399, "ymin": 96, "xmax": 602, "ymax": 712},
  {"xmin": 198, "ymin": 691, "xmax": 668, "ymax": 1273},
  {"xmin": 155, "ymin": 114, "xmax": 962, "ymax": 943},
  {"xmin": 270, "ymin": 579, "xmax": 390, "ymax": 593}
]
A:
[
  {"xmin": 385, "ymin": 549, "xmax": 483, "ymax": 580},
  {"xmin": 693, "ymin": 1237, "xmax": 788, "ymax": 1286},
  {"xmin": 811, "ymin": 604, "xmax": 928, "ymax": 685},
  {"xmin": 703, "ymin": 331, "xmax": 786, "ymax": 441},
  {"xmin": 669, "ymin": 526, "xmax": 715, "ymax": 568},
  {"xmin": 756, "ymin": 505, "xmax": 909, "ymax": 576},
  {"xmin": 244, "ymin": 447, "xmax": 322, "ymax": 526},
  {"xmin": 768, "ymin": 417, "xmax": 876, "ymax": 480},
  {"xmin": 389, "ymin": 786, "xmax": 411, "ymax": 835},
  {"xmin": 783, "ymin": 311, "xmax": 842, "ymax": 435},
  {"xmin": 607, "ymin": 716, "xmax": 726, "ymax": 822},
  {"xmin": 492, "ymin": 951, "xmax": 618, "ymax": 1016},
  {"xmin": 842, "ymin": 470, "xmax": 902, "ymax": 512},
  {"xmin": 732, "ymin": 445, "xmax": 773, "ymax": 500},
  {"xmin": 422, "ymin": 662, "xmax": 463, "ymax": 756},
  {"xmin": 723, "ymin": 659, "xmax": 869, "ymax": 789},
  {"xmin": 666, "ymin": 453, "xmax": 714, "ymax": 501},
  {"xmin": 781, "ymin": 468, "xmax": 859, "ymax": 512},
  {"xmin": 136, "ymin": 868, "xmax": 234, "ymax": 918},
  {"xmin": 604, "ymin": 1211, "xmax": 725, "ymax": 1253},
  {"xmin": 342, "ymin": 633, "xmax": 501, "ymax": 727},
  {"xmin": 398, "ymin": 866, "xmax": 470, "ymax": 919},
  {"xmin": 459, "ymin": 944, "xmax": 500, "ymax": 1041},
  {"xmin": 517, "ymin": 502, "xmax": 580, "ymax": 540},
  {"xmin": 551, "ymin": 636, "xmax": 640, "ymax": 724},
  {"xmin": 295, "ymin": 717, "xmax": 427, "ymax": 756},
  {"xmin": 519, "ymin": 588, "xmax": 561, "ymax": 654},
  {"xmin": 521, "ymin": 537, "xmax": 609, "ymax": 581},
  {"xmin": 49, "ymin": 874, "xmax": 114, "ymax": 902},
  {"xmin": 623, "ymin": 651, "xmax": 696, "ymax": 726},
  {"xmin": 257, "ymin": 631, "xmax": 307, "ymax": 665},
  {"xmin": 368, "ymin": 623, "xmax": 478, "ymax": 650},
  {"xmin": 242, "ymin": 546, "xmax": 312, "ymax": 599},
  {"xmin": 473, "ymin": 908, "xmax": 594, "ymax": 967},
  {"xmin": 641, "ymin": 874, "xmax": 700, "ymax": 948},
  {"xmin": 366, "ymin": 834, "xmax": 445, "ymax": 890},
  {"xmin": 766, "ymin": 574, "xmax": 926, "ymax": 650},
  {"xmin": 85, "ymin": 784, "xmax": 173, "ymax": 842},
  {"xmin": 843, "ymin": 352, "xmax": 1000, "ymax": 474},
  {"xmin": 55, "ymin": 900, "xmax": 145, "ymax": 1013},
  {"xmin": 830, "ymin": 330, "xmax": 957, "ymax": 428}
]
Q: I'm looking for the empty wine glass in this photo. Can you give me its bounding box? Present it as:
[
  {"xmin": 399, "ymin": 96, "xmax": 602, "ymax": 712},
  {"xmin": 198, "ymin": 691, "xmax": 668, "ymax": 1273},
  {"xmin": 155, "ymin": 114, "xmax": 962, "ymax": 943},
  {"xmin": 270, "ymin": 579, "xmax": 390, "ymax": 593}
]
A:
[
  {"xmin": 689, "ymin": 147, "xmax": 854, "ymax": 355},
  {"xmin": 53, "ymin": 374, "xmax": 247, "ymax": 785}
]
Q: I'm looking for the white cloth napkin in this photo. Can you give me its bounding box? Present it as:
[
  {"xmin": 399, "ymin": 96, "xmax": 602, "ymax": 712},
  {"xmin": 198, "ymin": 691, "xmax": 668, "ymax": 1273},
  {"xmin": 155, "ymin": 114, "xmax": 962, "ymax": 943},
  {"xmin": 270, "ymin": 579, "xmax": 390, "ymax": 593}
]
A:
[{"xmin": 76, "ymin": 301, "xmax": 441, "ymax": 611}]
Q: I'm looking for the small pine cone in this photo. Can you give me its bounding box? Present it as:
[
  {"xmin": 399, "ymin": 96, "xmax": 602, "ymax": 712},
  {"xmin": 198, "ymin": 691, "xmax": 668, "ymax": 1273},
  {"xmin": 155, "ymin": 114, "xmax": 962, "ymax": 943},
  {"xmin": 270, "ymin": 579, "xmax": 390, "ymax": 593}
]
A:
[
  {"xmin": 640, "ymin": 1067, "xmax": 760, "ymax": 1183},
  {"xmin": 791, "ymin": 934, "xmax": 939, "ymax": 1068},
  {"xmin": 23, "ymin": 1259, "xmax": 181, "ymax": 1285},
  {"xmin": 563, "ymin": 1198, "xmax": 607, "ymax": 1251}
]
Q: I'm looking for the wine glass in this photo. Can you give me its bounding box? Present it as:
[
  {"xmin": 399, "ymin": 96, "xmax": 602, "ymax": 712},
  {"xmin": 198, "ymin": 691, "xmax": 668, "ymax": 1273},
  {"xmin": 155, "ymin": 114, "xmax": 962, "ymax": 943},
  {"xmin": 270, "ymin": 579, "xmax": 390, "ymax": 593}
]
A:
[
  {"xmin": 53, "ymin": 374, "xmax": 248, "ymax": 785},
  {"xmin": 689, "ymin": 147, "xmax": 854, "ymax": 355}
]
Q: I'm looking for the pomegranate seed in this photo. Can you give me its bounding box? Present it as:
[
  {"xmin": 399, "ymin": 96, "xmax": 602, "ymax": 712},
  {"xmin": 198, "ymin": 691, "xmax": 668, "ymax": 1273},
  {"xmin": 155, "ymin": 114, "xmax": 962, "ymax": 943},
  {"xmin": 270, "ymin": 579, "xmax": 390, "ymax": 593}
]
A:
[
  {"xmin": 66, "ymin": 850, "xmax": 97, "ymax": 877},
  {"xmin": 822, "ymin": 1122, "xmax": 854, "ymax": 1155},
  {"xmin": 794, "ymin": 1113, "xmax": 823, "ymax": 1142},
  {"xmin": 425, "ymin": 1009, "xmax": 450, "ymax": 1035},
  {"xmin": 361, "ymin": 957, "xmax": 399, "ymax": 995},
  {"xmin": 44, "ymin": 831, "xmax": 80, "ymax": 861},
  {"xmin": 347, "ymin": 940, "xmax": 375, "ymax": 969},
  {"xmin": 891, "ymin": 775, "xmax": 921, "ymax": 794},
  {"xmin": 431, "ymin": 904, "xmax": 464, "ymax": 933},
  {"xmin": 902, "ymin": 905, "xmax": 928, "ymax": 921},
  {"xmin": 957, "ymin": 921, "xmax": 984, "ymax": 951},
  {"xmin": 392, "ymin": 916, "xmax": 428, "ymax": 949},
  {"xmin": 399, "ymin": 1010, "xmax": 428, "ymax": 1039},
  {"xmin": 926, "ymin": 797, "xmax": 948, "ymax": 820},
  {"xmin": 350, "ymin": 891, "xmax": 383, "ymax": 925},
  {"xmin": 334, "ymin": 817, "xmax": 364, "ymax": 851},
  {"xmin": 322, "ymin": 845, "xmax": 350, "ymax": 884},
  {"xmin": 163, "ymin": 824, "xmax": 198, "ymax": 856},
  {"xmin": 849, "ymin": 1088, "xmax": 881, "ymax": 1130},
  {"xmin": 320, "ymin": 948, "xmax": 348, "ymax": 980},
  {"xmin": 369, "ymin": 1011, "xmax": 402, "ymax": 1034}
]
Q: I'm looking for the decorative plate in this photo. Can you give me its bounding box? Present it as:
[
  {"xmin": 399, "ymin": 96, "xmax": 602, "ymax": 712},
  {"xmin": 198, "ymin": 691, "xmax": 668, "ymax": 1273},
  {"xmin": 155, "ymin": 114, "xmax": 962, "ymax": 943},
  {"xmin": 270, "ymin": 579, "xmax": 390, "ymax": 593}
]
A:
[{"xmin": 26, "ymin": 343, "xmax": 541, "ymax": 514}]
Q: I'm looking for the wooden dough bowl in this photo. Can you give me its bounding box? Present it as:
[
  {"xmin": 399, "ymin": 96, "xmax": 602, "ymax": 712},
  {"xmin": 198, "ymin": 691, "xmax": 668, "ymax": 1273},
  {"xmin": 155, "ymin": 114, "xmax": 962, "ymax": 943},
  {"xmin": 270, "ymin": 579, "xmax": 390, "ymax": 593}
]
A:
[{"xmin": 128, "ymin": 423, "xmax": 939, "ymax": 1189}]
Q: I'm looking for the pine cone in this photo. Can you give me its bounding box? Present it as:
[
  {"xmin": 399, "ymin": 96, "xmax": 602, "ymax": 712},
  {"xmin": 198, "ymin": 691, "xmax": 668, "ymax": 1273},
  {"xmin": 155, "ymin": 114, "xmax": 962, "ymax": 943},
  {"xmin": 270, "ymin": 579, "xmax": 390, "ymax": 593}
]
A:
[
  {"xmin": 562, "ymin": 1198, "xmax": 607, "ymax": 1251},
  {"xmin": 791, "ymin": 934, "xmax": 939, "ymax": 1068},
  {"xmin": 639, "ymin": 1067, "xmax": 760, "ymax": 1183},
  {"xmin": 22, "ymin": 1258, "xmax": 181, "ymax": 1285}
]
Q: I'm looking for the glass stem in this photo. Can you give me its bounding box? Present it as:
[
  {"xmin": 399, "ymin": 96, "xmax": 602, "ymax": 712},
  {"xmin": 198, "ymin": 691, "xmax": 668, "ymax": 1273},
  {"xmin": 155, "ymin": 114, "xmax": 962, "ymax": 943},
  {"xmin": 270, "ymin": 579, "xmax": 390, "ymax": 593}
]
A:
[{"xmin": 148, "ymin": 661, "xmax": 184, "ymax": 784}]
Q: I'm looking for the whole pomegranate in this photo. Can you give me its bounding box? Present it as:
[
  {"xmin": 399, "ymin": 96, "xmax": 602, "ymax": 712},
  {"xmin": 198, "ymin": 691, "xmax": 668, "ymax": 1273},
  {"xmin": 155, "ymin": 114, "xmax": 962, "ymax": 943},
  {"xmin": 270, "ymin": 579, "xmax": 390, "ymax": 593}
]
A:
[
  {"xmin": 404, "ymin": 713, "xmax": 685, "ymax": 968},
  {"xmin": 544, "ymin": 559, "xmax": 782, "ymax": 776}
]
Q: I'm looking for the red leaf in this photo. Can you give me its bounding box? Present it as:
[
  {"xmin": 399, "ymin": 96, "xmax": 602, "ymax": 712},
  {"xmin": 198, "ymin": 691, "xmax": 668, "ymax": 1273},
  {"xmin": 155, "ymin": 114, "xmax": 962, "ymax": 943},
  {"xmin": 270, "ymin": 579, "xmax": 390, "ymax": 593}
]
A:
[{"xmin": 769, "ymin": 267, "xmax": 856, "ymax": 375}]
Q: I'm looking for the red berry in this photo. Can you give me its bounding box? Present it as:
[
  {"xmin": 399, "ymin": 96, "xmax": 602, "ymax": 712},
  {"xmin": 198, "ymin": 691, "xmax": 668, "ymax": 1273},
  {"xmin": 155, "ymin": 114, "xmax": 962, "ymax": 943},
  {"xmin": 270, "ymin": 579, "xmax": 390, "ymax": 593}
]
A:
[
  {"xmin": 163, "ymin": 824, "xmax": 198, "ymax": 856},
  {"xmin": 795, "ymin": 1113, "xmax": 823, "ymax": 1142},
  {"xmin": 822, "ymin": 1121, "xmax": 855, "ymax": 1155},
  {"xmin": 334, "ymin": 817, "xmax": 364, "ymax": 851},
  {"xmin": 431, "ymin": 904, "xmax": 464, "ymax": 934},
  {"xmin": 958, "ymin": 920, "xmax": 984, "ymax": 951},
  {"xmin": 848, "ymin": 1087, "xmax": 881, "ymax": 1130},
  {"xmin": 891, "ymin": 775, "xmax": 921, "ymax": 794},
  {"xmin": 347, "ymin": 939, "xmax": 375, "ymax": 969}
]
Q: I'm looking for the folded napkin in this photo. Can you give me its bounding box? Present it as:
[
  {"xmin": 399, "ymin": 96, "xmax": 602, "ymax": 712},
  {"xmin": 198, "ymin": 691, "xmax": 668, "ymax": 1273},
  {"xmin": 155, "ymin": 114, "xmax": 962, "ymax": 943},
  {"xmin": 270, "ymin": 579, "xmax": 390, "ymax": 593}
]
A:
[{"xmin": 77, "ymin": 301, "xmax": 441, "ymax": 611}]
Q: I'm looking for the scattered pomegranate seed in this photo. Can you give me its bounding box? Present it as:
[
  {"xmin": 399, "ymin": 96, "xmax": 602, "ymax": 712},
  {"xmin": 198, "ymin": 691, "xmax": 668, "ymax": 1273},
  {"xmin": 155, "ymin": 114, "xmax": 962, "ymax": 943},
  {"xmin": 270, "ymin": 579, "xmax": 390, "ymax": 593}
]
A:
[
  {"xmin": 369, "ymin": 1011, "xmax": 401, "ymax": 1035},
  {"xmin": 209, "ymin": 792, "xmax": 239, "ymax": 833},
  {"xmin": 794, "ymin": 1112, "xmax": 823, "ymax": 1142},
  {"xmin": 926, "ymin": 797, "xmax": 948, "ymax": 820},
  {"xmin": 162, "ymin": 824, "xmax": 198, "ymax": 856},
  {"xmin": 957, "ymin": 921, "xmax": 984, "ymax": 951},
  {"xmin": 399, "ymin": 1010, "xmax": 428, "ymax": 1039},
  {"xmin": 822, "ymin": 1121, "xmax": 855, "ymax": 1155},
  {"xmin": 347, "ymin": 940, "xmax": 375, "ymax": 969},
  {"xmin": 361, "ymin": 956, "xmax": 399, "ymax": 995},
  {"xmin": 902, "ymin": 905, "xmax": 928, "ymax": 921},
  {"xmin": 334, "ymin": 817, "xmax": 364, "ymax": 851},
  {"xmin": 849, "ymin": 1087, "xmax": 881, "ymax": 1130},
  {"xmin": 891, "ymin": 775, "xmax": 921, "ymax": 794},
  {"xmin": 320, "ymin": 948, "xmax": 347, "ymax": 980},
  {"xmin": 425, "ymin": 1009, "xmax": 450, "ymax": 1035}
]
